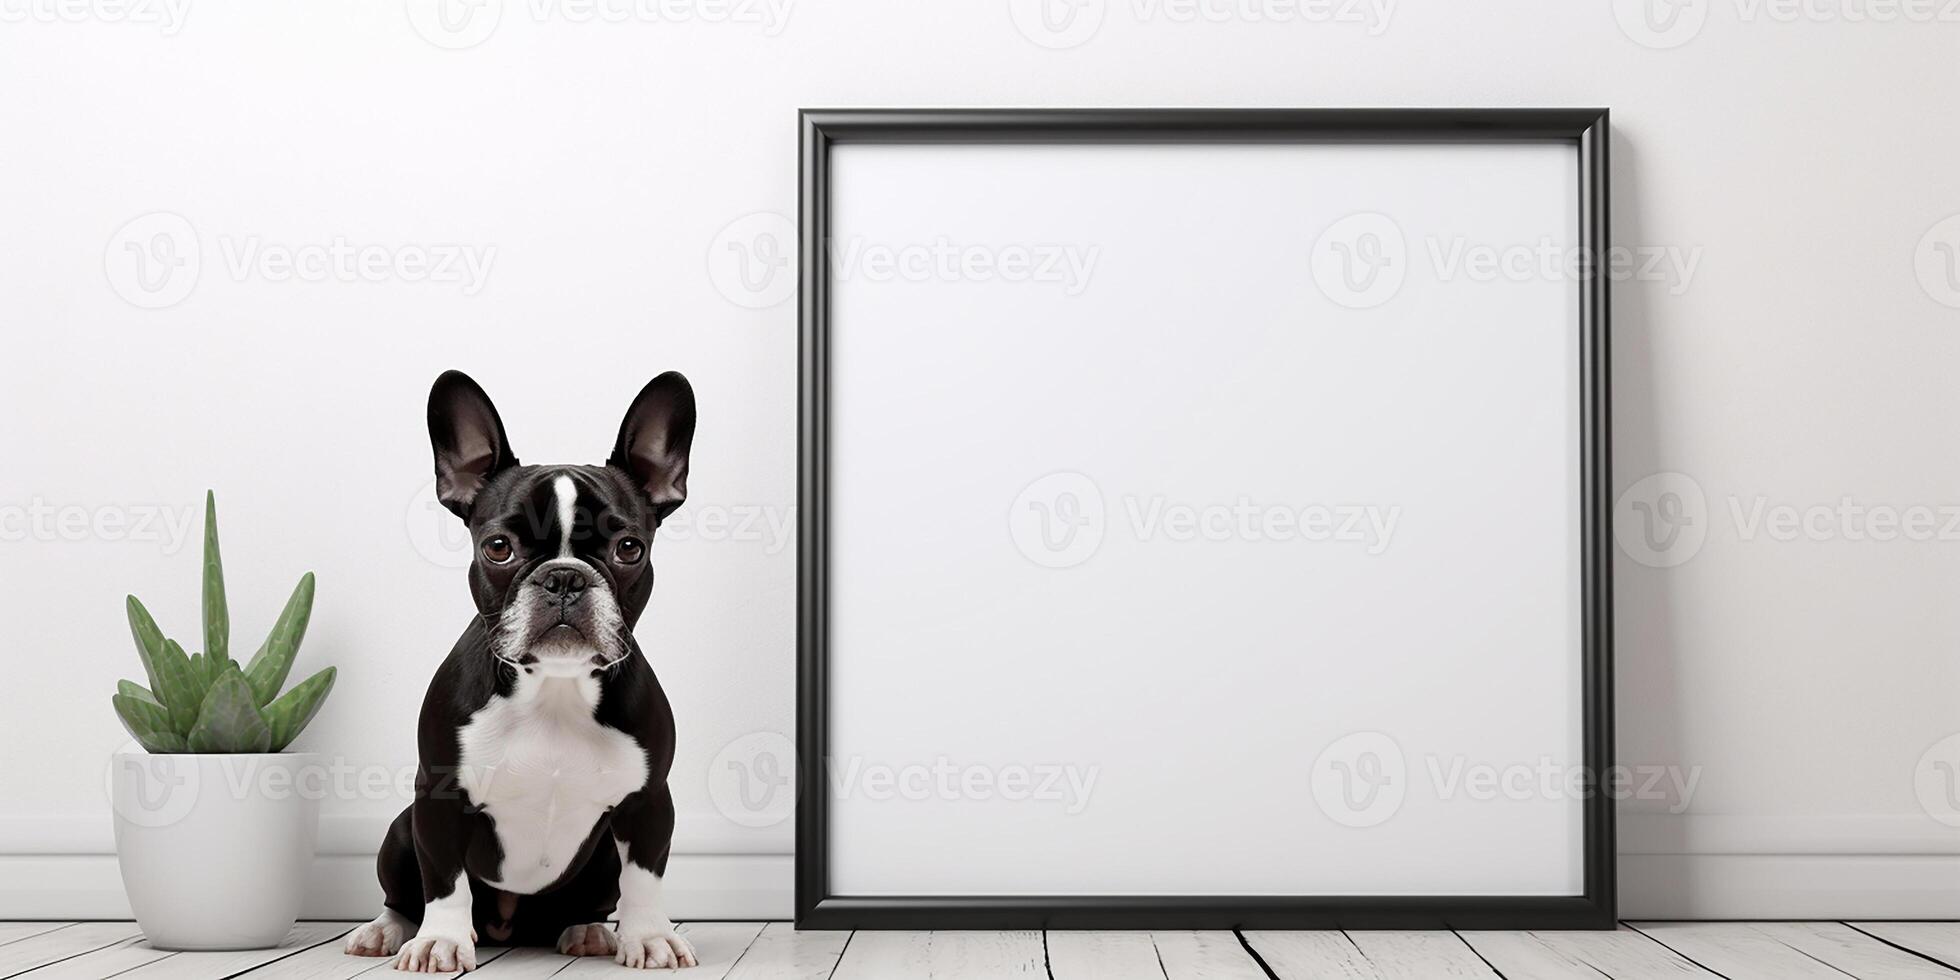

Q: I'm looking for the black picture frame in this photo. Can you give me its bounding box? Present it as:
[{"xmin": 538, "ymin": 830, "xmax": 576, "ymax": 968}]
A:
[{"xmin": 797, "ymin": 108, "xmax": 1613, "ymax": 931}]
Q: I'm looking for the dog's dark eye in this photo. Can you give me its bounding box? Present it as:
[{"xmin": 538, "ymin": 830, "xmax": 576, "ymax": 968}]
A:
[
  {"xmin": 613, "ymin": 537, "xmax": 645, "ymax": 566},
  {"xmin": 481, "ymin": 536, "xmax": 514, "ymax": 565}
]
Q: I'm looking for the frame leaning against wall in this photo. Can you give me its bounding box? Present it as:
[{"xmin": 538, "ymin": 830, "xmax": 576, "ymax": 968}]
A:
[{"xmin": 796, "ymin": 107, "xmax": 1613, "ymax": 931}]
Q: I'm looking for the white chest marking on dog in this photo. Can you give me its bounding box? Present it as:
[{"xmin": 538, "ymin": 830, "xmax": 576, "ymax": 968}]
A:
[
  {"xmin": 455, "ymin": 671, "xmax": 649, "ymax": 894},
  {"xmin": 553, "ymin": 473, "xmax": 577, "ymax": 558}
]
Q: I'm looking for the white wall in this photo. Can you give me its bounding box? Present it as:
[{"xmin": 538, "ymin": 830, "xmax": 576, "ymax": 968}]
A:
[{"xmin": 1, "ymin": 0, "xmax": 1956, "ymax": 919}]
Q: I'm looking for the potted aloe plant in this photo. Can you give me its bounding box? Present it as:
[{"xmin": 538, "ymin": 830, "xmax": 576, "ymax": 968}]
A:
[{"xmin": 110, "ymin": 491, "xmax": 336, "ymax": 950}]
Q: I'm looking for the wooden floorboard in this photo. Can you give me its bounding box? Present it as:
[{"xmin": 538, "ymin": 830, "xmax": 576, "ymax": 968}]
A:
[
  {"xmin": 465, "ymin": 946, "xmax": 576, "ymax": 979},
  {"xmin": 722, "ymin": 922, "xmax": 850, "ymax": 980},
  {"xmin": 247, "ymin": 930, "xmax": 513, "ymax": 979},
  {"xmin": 1, "ymin": 921, "xmax": 1957, "ymax": 978},
  {"xmin": 1853, "ymin": 923, "xmax": 1960, "ymax": 973},
  {"xmin": 556, "ymin": 922, "xmax": 765, "ymax": 979},
  {"xmin": 105, "ymin": 922, "xmax": 349, "ymax": 979},
  {"xmin": 0, "ymin": 923, "xmax": 144, "ymax": 977},
  {"xmin": 12, "ymin": 936, "xmax": 175, "ymax": 979},
  {"xmin": 1751, "ymin": 922, "xmax": 1960, "ymax": 979},
  {"xmin": 1344, "ymin": 930, "xmax": 1501, "ymax": 978},
  {"xmin": 1045, "ymin": 932, "xmax": 1169, "ymax": 979},
  {"xmin": 1461, "ymin": 926, "xmax": 1715, "ymax": 979},
  {"xmin": 1454, "ymin": 930, "xmax": 1607, "ymax": 980},
  {"xmin": 0, "ymin": 928, "xmax": 73, "ymax": 952},
  {"xmin": 1242, "ymin": 930, "xmax": 1380, "ymax": 978},
  {"xmin": 1631, "ymin": 922, "xmax": 1960, "ymax": 980},
  {"xmin": 1149, "ymin": 931, "xmax": 1269, "ymax": 980},
  {"xmin": 830, "ymin": 930, "xmax": 1047, "ymax": 978}
]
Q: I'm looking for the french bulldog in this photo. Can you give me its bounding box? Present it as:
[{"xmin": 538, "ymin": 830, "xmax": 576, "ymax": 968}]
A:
[{"xmin": 345, "ymin": 370, "xmax": 698, "ymax": 972}]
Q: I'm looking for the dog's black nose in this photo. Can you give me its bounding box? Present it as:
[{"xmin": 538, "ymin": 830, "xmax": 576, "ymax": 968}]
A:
[{"xmin": 539, "ymin": 567, "xmax": 589, "ymax": 606}]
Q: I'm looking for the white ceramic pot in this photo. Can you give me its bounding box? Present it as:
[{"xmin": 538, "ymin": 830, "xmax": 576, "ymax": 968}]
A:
[{"xmin": 111, "ymin": 752, "xmax": 324, "ymax": 950}]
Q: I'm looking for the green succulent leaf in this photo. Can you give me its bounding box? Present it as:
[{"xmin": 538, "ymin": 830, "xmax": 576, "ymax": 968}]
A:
[
  {"xmin": 114, "ymin": 694, "xmax": 188, "ymax": 753},
  {"xmin": 184, "ymin": 645, "xmax": 219, "ymax": 722},
  {"xmin": 117, "ymin": 679, "xmax": 158, "ymax": 704},
  {"xmin": 186, "ymin": 665, "xmax": 271, "ymax": 753},
  {"xmin": 202, "ymin": 491, "xmax": 229, "ymax": 666},
  {"xmin": 246, "ymin": 573, "xmax": 316, "ymax": 706},
  {"xmin": 117, "ymin": 494, "xmax": 330, "ymax": 754},
  {"xmin": 125, "ymin": 595, "xmax": 168, "ymax": 696},
  {"xmin": 113, "ymin": 693, "xmax": 186, "ymax": 752},
  {"xmin": 152, "ymin": 638, "xmax": 204, "ymax": 734},
  {"xmin": 264, "ymin": 666, "xmax": 335, "ymax": 751}
]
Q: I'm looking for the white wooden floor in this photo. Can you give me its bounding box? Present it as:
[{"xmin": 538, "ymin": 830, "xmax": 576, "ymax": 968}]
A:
[{"xmin": 1, "ymin": 921, "xmax": 1957, "ymax": 979}]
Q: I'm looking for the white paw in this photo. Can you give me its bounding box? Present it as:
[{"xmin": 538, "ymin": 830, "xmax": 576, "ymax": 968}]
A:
[
  {"xmin": 615, "ymin": 927, "xmax": 696, "ymax": 969},
  {"xmin": 345, "ymin": 911, "xmax": 408, "ymax": 957},
  {"xmin": 394, "ymin": 933, "xmax": 477, "ymax": 973},
  {"xmin": 556, "ymin": 923, "xmax": 620, "ymax": 957}
]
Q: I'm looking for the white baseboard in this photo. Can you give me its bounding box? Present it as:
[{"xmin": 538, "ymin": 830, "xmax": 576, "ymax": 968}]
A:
[
  {"xmin": 4, "ymin": 813, "xmax": 1955, "ymax": 920},
  {"xmin": 0, "ymin": 854, "xmax": 792, "ymax": 921},
  {"xmin": 1616, "ymin": 812, "xmax": 1960, "ymax": 856},
  {"xmin": 1614, "ymin": 811, "xmax": 1960, "ymax": 918},
  {"xmin": 1618, "ymin": 854, "xmax": 1960, "ymax": 919},
  {"xmin": 7, "ymin": 852, "xmax": 1956, "ymax": 921}
]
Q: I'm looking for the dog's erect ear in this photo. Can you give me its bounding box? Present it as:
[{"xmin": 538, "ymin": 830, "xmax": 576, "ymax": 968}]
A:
[
  {"xmin": 428, "ymin": 370, "xmax": 518, "ymax": 520},
  {"xmin": 609, "ymin": 372, "xmax": 696, "ymax": 522}
]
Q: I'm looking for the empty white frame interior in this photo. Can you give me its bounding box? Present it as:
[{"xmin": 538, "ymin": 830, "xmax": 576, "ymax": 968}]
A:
[{"xmin": 824, "ymin": 142, "xmax": 1584, "ymax": 896}]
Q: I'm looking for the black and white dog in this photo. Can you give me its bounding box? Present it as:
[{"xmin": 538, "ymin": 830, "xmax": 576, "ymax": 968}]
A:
[{"xmin": 345, "ymin": 370, "xmax": 698, "ymax": 972}]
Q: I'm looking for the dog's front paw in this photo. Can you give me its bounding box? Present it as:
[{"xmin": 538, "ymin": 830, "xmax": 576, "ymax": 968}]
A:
[
  {"xmin": 615, "ymin": 926, "xmax": 696, "ymax": 970},
  {"xmin": 345, "ymin": 910, "xmax": 408, "ymax": 957},
  {"xmin": 394, "ymin": 933, "xmax": 477, "ymax": 973},
  {"xmin": 557, "ymin": 923, "xmax": 620, "ymax": 957}
]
